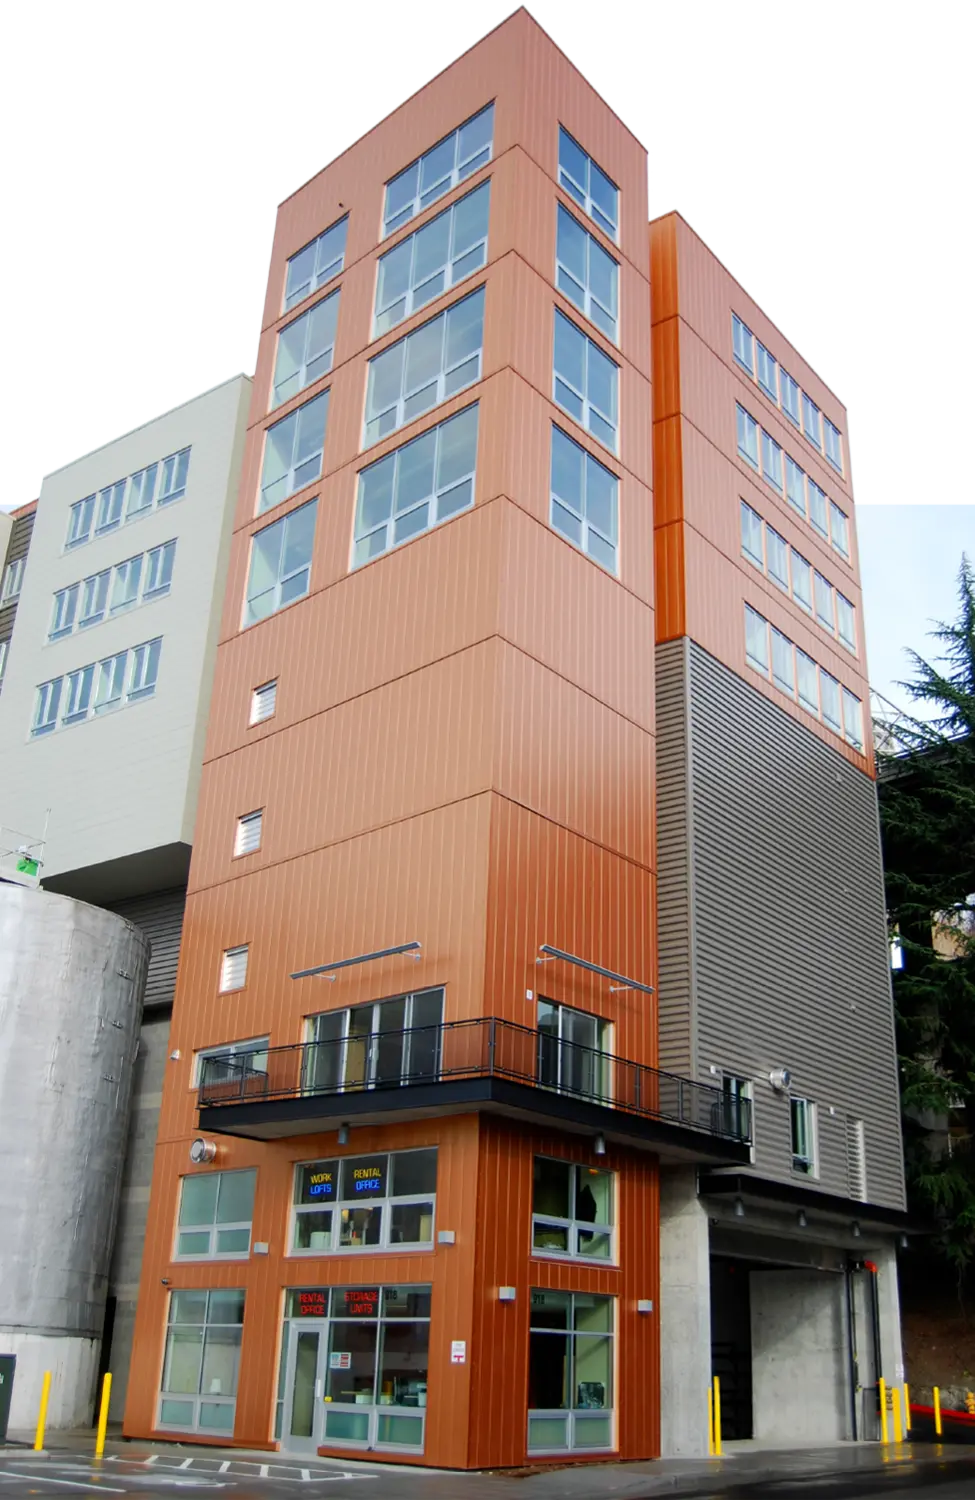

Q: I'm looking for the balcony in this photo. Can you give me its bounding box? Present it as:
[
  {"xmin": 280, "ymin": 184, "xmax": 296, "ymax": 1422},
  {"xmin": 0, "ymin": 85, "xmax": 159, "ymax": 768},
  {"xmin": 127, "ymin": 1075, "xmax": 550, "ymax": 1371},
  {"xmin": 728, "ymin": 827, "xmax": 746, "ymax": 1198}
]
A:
[{"xmin": 197, "ymin": 1017, "xmax": 753, "ymax": 1166}]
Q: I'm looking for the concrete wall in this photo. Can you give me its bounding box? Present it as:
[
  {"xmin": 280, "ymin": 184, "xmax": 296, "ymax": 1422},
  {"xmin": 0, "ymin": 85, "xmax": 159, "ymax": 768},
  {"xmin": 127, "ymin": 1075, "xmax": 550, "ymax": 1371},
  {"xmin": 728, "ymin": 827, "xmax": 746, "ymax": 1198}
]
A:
[
  {"xmin": 750, "ymin": 1269, "xmax": 850, "ymax": 1444},
  {"xmin": 0, "ymin": 376, "xmax": 251, "ymax": 886},
  {"xmin": 659, "ymin": 1170, "xmax": 712, "ymax": 1457}
]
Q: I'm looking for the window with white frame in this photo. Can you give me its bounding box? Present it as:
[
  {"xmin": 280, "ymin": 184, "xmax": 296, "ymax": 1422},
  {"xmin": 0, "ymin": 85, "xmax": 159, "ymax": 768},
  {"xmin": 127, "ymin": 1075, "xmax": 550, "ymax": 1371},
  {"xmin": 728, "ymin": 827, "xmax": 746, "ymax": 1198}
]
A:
[
  {"xmin": 785, "ymin": 455, "xmax": 806, "ymax": 517},
  {"xmin": 814, "ymin": 571, "xmax": 834, "ymax": 632},
  {"xmin": 250, "ymin": 679, "xmax": 277, "ymax": 725},
  {"xmin": 761, "ymin": 430, "xmax": 783, "ymax": 491},
  {"xmin": 364, "ymin": 288, "xmax": 484, "ymax": 447},
  {"xmin": 31, "ymin": 636, "xmax": 162, "ymax": 736},
  {"xmin": 220, "ymin": 945, "xmax": 249, "ymax": 993},
  {"xmin": 796, "ymin": 648, "xmax": 819, "ymax": 714},
  {"xmin": 791, "ymin": 548, "xmax": 812, "ymax": 613},
  {"xmin": 556, "ymin": 206, "xmax": 618, "ymax": 342},
  {"xmin": 553, "ymin": 310, "xmax": 618, "ymax": 452},
  {"xmin": 145, "ymin": 539, "xmax": 176, "ymax": 598},
  {"xmin": 128, "ymin": 637, "xmax": 161, "ymax": 699},
  {"xmin": 243, "ymin": 499, "xmax": 317, "ymax": 628},
  {"xmin": 79, "ymin": 569, "xmax": 110, "ymax": 627},
  {"xmin": 0, "ymin": 640, "xmax": 7, "ymax": 688},
  {"xmin": 175, "ymin": 1169, "xmax": 257, "ymax": 1259},
  {"xmin": 550, "ymin": 426, "xmax": 618, "ymax": 573},
  {"xmin": 110, "ymin": 554, "xmax": 143, "ymax": 613},
  {"xmin": 744, "ymin": 604, "xmax": 770, "ymax": 676},
  {"xmin": 532, "ymin": 1158, "xmax": 613, "ymax": 1261},
  {"xmin": 807, "ymin": 479, "xmax": 828, "ymax": 537},
  {"xmin": 258, "ymin": 391, "xmax": 328, "ymax": 515},
  {"xmin": 126, "ymin": 463, "xmax": 158, "ymax": 520},
  {"xmin": 771, "ymin": 627, "xmax": 795, "ymax": 695},
  {"xmin": 158, "ymin": 1288, "xmax": 245, "ymax": 1436},
  {"xmin": 732, "ymin": 315, "xmax": 754, "ymax": 375},
  {"xmin": 32, "ymin": 676, "xmax": 62, "ymax": 736},
  {"xmin": 736, "ymin": 404, "xmax": 759, "ymax": 468},
  {"xmin": 234, "ymin": 810, "xmax": 263, "ymax": 856},
  {"xmin": 92, "ymin": 651, "xmax": 126, "ymax": 713},
  {"xmin": 819, "ymin": 669, "xmax": 841, "ymax": 731},
  {"xmin": 291, "ymin": 1148, "xmax": 437, "ymax": 1254},
  {"xmin": 780, "ymin": 369, "xmax": 800, "ymax": 426},
  {"xmin": 830, "ymin": 501, "xmax": 850, "ymax": 559},
  {"xmin": 843, "ymin": 688, "xmax": 864, "ymax": 750},
  {"xmin": 790, "ymin": 1097, "xmax": 816, "ymax": 1175},
  {"xmin": 284, "ymin": 216, "xmax": 348, "ymax": 312},
  {"xmin": 374, "ymin": 182, "xmax": 490, "ymax": 338},
  {"xmin": 537, "ymin": 999, "xmax": 609, "ymax": 1100},
  {"xmin": 51, "ymin": 543, "xmax": 174, "ymax": 642},
  {"xmin": 836, "ymin": 593, "xmax": 856, "ymax": 652},
  {"xmin": 1, "ymin": 557, "xmax": 25, "ymax": 602},
  {"xmin": 740, "ymin": 501, "xmax": 764, "ymax": 568},
  {"xmin": 66, "ymin": 494, "xmax": 96, "ymax": 548},
  {"xmin": 353, "ymin": 405, "xmax": 478, "ymax": 567},
  {"xmin": 158, "ymin": 449, "xmax": 191, "ymax": 505},
  {"xmin": 303, "ymin": 989, "xmax": 444, "ymax": 1095},
  {"xmin": 62, "ymin": 663, "xmax": 95, "ymax": 724},
  {"xmin": 766, "ymin": 527, "xmax": 788, "ymax": 590},
  {"xmin": 65, "ymin": 448, "xmax": 191, "ymax": 551},
  {"xmin": 528, "ymin": 1290, "xmax": 614, "ymax": 1453},
  {"xmin": 383, "ymin": 105, "xmax": 494, "ymax": 237},
  {"xmin": 824, "ymin": 417, "xmax": 843, "ymax": 474},
  {"xmin": 272, "ymin": 290, "xmax": 340, "ymax": 410},
  {"xmin": 194, "ymin": 1037, "xmax": 269, "ymax": 1089},
  {"xmin": 802, "ymin": 393, "xmax": 821, "ymax": 449},
  {"xmin": 722, "ymin": 1075, "xmax": 753, "ymax": 1143},
  {"xmin": 95, "ymin": 479, "xmax": 126, "ymax": 534},
  {"xmin": 756, "ymin": 342, "xmax": 778, "ymax": 400},
  {"xmin": 558, "ymin": 128, "xmax": 618, "ymax": 241}
]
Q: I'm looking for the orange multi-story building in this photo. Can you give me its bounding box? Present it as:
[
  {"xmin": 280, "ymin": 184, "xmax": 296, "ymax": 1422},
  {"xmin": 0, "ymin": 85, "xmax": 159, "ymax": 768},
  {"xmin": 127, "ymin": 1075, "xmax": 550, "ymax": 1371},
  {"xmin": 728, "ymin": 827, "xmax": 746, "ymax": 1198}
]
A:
[{"xmin": 124, "ymin": 7, "xmax": 908, "ymax": 1467}]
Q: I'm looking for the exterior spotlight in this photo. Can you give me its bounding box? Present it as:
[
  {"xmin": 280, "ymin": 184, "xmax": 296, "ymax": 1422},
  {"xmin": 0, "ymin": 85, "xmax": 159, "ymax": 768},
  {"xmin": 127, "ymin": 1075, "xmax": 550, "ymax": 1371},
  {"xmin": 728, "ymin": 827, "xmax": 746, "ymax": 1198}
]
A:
[
  {"xmin": 734, "ymin": 1197, "xmax": 745, "ymax": 1219},
  {"xmin": 594, "ymin": 1133, "xmax": 606, "ymax": 1156},
  {"xmin": 899, "ymin": 1233, "xmax": 909, "ymax": 1250},
  {"xmin": 852, "ymin": 1221, "xmax": 861, "ymax": 1238},
  {"xmin": 338, "ymin": 1123, "xmax": 350, "ymax": 1146},
  {"xmin": 797, "ymin": 1209, "xmax": 807, "ymax": 1229}
]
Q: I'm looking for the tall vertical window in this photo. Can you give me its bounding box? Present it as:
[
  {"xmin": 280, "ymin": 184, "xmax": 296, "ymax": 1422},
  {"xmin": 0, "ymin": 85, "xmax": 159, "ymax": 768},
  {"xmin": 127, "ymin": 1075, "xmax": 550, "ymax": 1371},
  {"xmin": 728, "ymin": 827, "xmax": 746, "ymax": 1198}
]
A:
[
  {"xmin": 553, "ymin": 311, "xmax": 618, "ymax": 452},
  {"xmin": 558, "ymin": 128, "xmax": 618, "ymax": 240},
  {"xmin": 740, "ymin": 501, "xmax": 764, "ymax": 568},
  {"xmin": 766, "ymin": 528, "xmax": 788, "ymax": 590},
  {"xmin": 802, "ymin": 393, "xmax": 822, "ymax": 449},
  {"xmin": 736, "ymin": 405, "xmax": 759, "ymax": 469},
  {"xmin": 790, "ymin": 1098, "xmax": 816, "ymax": 1175},
  {"xmin": 807, "ymin": 479, "xmax": 828, "ymax": 537},
  {"xmin": 272, "ymin": 291, "xmax": 340, "ymax": 409},
  {"xmin": 243, "ymin": 499, "xmax": 317, "ymax": 627},
  {"xmin": 128, "ymin": 637, "xmax": 162, "ymax": 699},
  {"xmin": 780, "ymin": 369, "xmax": 800, "ymax": 426},
  {"xmin": 158, "ymin": 449, "xmax": 191, "ymax": 504},
  {"xmin": 158, "ymin": 1289, "xmax": 245, "ymax": 1435},
  {"xmin": 829, "ymin": 501, "xmax": 850, "ymax": 559},
  {"xmin": 785, "ymin": 456, "xmax": 806, "ymax": 517},
  {"xmin": 824, "ymin": 418, "xmax": 843, "ymax": 473},
  {"xmin": 111, "ymin": 554, "xmax": 143, "ymax": 613},
  {"xmin": 284, "ymin": 216, "xmax": 348, "ymax": 312},
  {"xmin": 259, "ymin": 391, "xmax": 328, "ymax": 515},
  {"xmin": 732, "ymin": 315, "xmax": 754, "ymax": 375},
  {"xmin": 770, "ymin": 627, "xmax": 795, "ymax": 695},
  {"xmin": 126, "ymin": 463, "xmax": 158, "ymax": 519},
  {"xmin": 843, "ymin": 688, "xmax": 864, "ymax": 750},
  {"xmin": 744, "ymin": 604, "xmax": 769, "ymax": 676},
  {"xmin": 95, "ymin": 480, "xmax": 126, "ymax": 534},
  {"xmin": 383, "ymin": 105, "xmax": 494, "ymax": 237},
  {"xmin": 790, "ymin": 549, "xmax": 812, "ymax": 613},
  {"xmin": 796, "ymin": 649, "xmax": 819, "ymax": 714},
  {"xmin": 761, "ymin": 430, "xmax": 783, "ymax": 491},
  {"xmin": 819, "ymin": 669, "xmax": 841, "ymax": 732},
  {"xmin": 49, "ymin": 584, "xmax": 79, "ymax": 638},
  {"xmin": 813, "ymin": 571, "xmax": 834, "ymax": 632},
  {"xmin": 556, "ymin": 206, "xmax": 618, "ymax": 342},
  {"xmin": 537, "ymin": 1000, "xmax": 609, "ymax": 1101},
  {"xmin": 532, "ymin": 1159, "xmax": 614, "ymax": 1262},
  {"xmin": 836, "ymin": 594, "xmax": 856, "ymax": 652},
  {"xmin": 175, "ymin": 1170, "xmax": 257, "ymax": 1259},
  {"xmin": 364, "ymin": 289, "xmax": 484, "ymax": 447},
  {"xmin": 220, "ymin": 945, "xmax": 249, "ymax": 993},
  {"xmin": 31, "ymin": 677, "xmax": 62, "ymax": 736},
  {"xmin": 66, "ymin": 495, "xmax": 96, "ymax": 548},
  {"xmin": 374, "ymin": 183, "xmax": 490, "ymax": 337},
  {"xmin": 235, "ymin": 810, "xmax": 263, "ymax": 856},
  {"xmin": 79, "ymin": 570, "xmax": 110, "ymax": 627},
  {"xmin": 144, "ymin": 540, "xmax": 177, "ymax": 598},
  {"xmin": 62, "ymin": 664, "xmax": 95, "ymax": 724},
  {"xmin": 550, "ymin": 427, "xmax": 618, "ymax": 573},
  {"xmin": 528, "ymin": 1291, "xmax": 614, "ymax": 1453},
  {"xmin": 756, "ymin": 343, "xmax": 778, "ymax": 400},
  {"xmin": 353, "ymin": 405, "xmax": 478, "ymax": 567},
  {"xmin": 1, "ymin": 557, "xmax": 25, "ymax": 602}
]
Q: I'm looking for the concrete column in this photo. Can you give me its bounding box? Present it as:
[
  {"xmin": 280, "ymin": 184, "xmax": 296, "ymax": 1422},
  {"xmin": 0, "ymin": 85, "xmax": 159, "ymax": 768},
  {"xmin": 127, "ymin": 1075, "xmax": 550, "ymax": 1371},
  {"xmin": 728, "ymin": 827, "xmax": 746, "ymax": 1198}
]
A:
[
  {"xmin": 750, "ymin": 1269, "xmax": 850, "ymax": 1443},
  {"xmin": 659, "ymin": 1169, "xmax": 711, "ymax": 1457},
  {"xmin": 871, "ymin": 1240, "xmax": 905, "ymax": 1389}
]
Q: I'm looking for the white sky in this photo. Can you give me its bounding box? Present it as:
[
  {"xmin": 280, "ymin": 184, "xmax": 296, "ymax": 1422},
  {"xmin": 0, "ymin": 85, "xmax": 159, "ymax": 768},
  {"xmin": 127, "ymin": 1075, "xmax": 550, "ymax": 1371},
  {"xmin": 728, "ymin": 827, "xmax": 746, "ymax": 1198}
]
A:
[{"xmin": 2, "ymin": 1, "xmax": 971, "ymax": 674}]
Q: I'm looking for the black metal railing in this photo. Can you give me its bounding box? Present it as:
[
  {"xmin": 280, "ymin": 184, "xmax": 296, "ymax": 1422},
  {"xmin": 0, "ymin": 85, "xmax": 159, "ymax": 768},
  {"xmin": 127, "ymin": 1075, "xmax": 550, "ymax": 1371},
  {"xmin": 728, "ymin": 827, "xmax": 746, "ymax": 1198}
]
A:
[{"xmin": 198, "ymin": 1017, "xmax": 752, "ymax": 1145}]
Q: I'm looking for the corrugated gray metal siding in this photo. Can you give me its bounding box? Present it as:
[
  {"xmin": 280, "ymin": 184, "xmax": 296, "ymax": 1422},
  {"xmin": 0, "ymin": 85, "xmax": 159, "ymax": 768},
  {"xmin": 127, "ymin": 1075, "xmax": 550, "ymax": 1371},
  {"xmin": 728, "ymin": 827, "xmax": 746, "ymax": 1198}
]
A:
[
  {"xmin": 107, "ymin": 886, "xmax": 185, "ymax": 1011},
  {"xmin": 656, "ymin": 639, "xmax": 694, "ymax": 1077},
  {"xmin": 0, "ymin": 508, "xmax": 36, "ymax": 653},
  {"xmin": 656, "ymin": 640, "xmax": 905, "ymax": 1210}
]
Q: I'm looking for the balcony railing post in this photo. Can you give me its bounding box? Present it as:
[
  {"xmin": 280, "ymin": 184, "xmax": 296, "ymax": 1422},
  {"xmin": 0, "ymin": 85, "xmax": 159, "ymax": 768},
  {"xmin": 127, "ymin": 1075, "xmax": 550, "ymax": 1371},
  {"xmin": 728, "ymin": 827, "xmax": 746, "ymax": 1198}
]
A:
[{"xmin": 488, "ymin": 1017, "xmax": 497, "ymax": 1076}]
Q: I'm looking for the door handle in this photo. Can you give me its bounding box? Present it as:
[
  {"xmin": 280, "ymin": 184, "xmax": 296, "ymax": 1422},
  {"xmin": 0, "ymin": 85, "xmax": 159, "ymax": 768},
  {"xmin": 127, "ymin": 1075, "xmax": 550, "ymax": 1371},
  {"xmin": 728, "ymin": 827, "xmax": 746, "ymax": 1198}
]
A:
[{"xmin": 316, "ymin": 1379, "xmax": 323, "ymax": 1399}]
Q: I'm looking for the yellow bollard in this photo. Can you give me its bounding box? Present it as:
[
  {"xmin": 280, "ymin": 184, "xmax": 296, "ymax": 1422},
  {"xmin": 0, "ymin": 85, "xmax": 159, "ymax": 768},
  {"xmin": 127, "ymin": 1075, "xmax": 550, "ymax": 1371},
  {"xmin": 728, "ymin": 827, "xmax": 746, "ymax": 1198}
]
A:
[
  {"xmin": 707, "ymin": 1384, "xmax": 714, "ymax": 1456},
  {"xmin": 94, "ymin": 1372, "xmax": 112, "ymax": 1459},
  {"xmin": 903, "ymin": 1383, "xmax": 911, "ymax": 1434},
  {"xmin": 934, "ymin": 1386, "xmax": 942, "ymax": 1437},
  {"xmin": 34, "ymin": 1370, "xmax": 52, "ymax": 1452},
  {"xmin": 879, "ymin": 1377, "xmax": 889, "ymax": 1444},
  {"xmin": 713, "ymin": 1374, "xmax": 723, "ymax": 1457},
  {"xmin": 892, "ymin": 1385, "xmax": 903, "ymax": 1443}
]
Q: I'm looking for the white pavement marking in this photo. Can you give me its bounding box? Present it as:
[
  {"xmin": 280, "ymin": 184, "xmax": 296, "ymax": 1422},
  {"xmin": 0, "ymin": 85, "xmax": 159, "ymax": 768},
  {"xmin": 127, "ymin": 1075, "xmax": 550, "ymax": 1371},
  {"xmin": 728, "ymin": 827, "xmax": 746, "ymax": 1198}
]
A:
[{"xmin": 0, "ymin": 1471, "xmax": 126, "ymax": 1494}]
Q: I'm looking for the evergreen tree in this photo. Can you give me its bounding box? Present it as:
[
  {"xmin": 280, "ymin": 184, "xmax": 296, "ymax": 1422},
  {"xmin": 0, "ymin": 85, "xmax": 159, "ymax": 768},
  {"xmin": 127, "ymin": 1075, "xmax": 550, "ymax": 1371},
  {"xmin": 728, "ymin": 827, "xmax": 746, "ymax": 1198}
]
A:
[{"xmin": 878, "ymin": 555, "xmax": 975, "ymax": 1274}]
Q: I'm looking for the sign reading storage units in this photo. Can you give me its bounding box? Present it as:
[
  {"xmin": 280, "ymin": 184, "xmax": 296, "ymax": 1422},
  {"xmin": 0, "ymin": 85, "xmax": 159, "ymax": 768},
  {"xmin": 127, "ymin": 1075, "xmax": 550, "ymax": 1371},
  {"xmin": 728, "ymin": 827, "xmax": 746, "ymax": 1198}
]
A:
[{"xmin": 344, "ymin": 1287, "xmax": 380, "ymax": 1317}]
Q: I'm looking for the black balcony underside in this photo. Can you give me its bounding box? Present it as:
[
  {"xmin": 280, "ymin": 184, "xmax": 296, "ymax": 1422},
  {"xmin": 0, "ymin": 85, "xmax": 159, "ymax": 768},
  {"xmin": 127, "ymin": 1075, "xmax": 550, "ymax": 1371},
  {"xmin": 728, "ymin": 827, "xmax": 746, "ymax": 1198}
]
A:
[{"xmin": 199, "ymin": 1074, "xmax": 752, "ymax": 1166}]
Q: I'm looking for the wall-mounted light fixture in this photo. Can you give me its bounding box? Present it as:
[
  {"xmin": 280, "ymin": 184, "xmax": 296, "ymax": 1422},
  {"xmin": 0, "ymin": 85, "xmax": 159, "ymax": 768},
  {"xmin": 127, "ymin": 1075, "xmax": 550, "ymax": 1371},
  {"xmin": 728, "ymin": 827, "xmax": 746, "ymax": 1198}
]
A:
[
  {"xmin": 437, "ymin": 1230, "xmax": 456, "ymax": 1245},
  {"xmin": 637, "ymin": 1299, "xmax": 654, "ymax": 1314},
  {"xmin": 851, "ymin": 1222, "xmax": 861, "ymax": 1239},
  {"xmin": 594, "ymin": 1133, "xmax": 606, "ymax": 1156},
  {"xmin": 337, "ymin": 1123, "xmax": 350, "ymax": 1146},
  {"xmin": 797, "ymin": 1209, "xmax": 808, "ymax": 1229},
  {"xmin": 498, "ymin": 1287, "xmax": 516, "ymax": 1302},
  {"xmin": 734, "ymin": 1197, "xmax": 745, "ymax": 1219}
]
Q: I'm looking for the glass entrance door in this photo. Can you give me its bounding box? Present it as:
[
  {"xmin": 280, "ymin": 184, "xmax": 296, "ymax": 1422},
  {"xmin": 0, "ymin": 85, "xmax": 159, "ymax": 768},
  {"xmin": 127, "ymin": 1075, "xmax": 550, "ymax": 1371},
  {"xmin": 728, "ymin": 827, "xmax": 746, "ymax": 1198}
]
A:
[{"xmin": 282, "ymin": 1321, "xmax": 328, "ymax": 1454}]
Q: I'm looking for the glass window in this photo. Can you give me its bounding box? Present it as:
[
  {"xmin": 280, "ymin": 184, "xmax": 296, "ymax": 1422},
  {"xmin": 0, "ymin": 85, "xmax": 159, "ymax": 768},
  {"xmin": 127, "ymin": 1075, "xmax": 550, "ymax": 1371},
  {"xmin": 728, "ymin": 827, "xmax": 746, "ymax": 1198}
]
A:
[
  {"xmin": 824, "ymin": 418, "xmax": 843, "ymax": 473},
  {"xmin": 31, "ymin": 677, "xmax": 63, "ymax": 737},
  {"xmin": 556, "ymin": 206, "xmax": 618, "ymax": 342},
  {"xmin": 195, "ymin": 1037, "xmax": 269, "ymax": 1091},
  {"xmin": 836, "ymin": 593, "xmax": 856, "ymax": 653},
  {"xmin": 176, "ymin": 1170, "xmax": 256, "ymax": 1259},
  {"xmin": 93, "ymin": 650, "xmax": 127, "ymax": 713},
  {"xmin": 375, "ymin": 183, "xmax": 490, "ymax": 337},
  {"xmin": 732, "ymin": 315, "xmax": 754, "ymax": 375},
  {"xmin": 558, "ymin": 128, "xmax": 618, "ymax": 241},
  {"xmin": 353, "ymin": 406, "xmax": 478, "ymax": 567},
  {"xmin": 780, "ymin": 369, "xmax": 800, "ymax": 426},
  {"xmin": 553, "ymin": 310, "xmax": 618, "ymax": 452},
  {"xmin": 62, "ymin": 664, "xmax": 95, "ymax": 724},
  {"xmin": 790, "ymin": 549, "xmax": 812, "ymax": 613},
  {"xmin": 721, "ymin": 1076, "xmax": 752, "ymax": 1140},
  {"xmin": 766, "ymin": 527, "xmax": 788, "ymax": 590},
  {"xmin": 303, "ymin": 990, "xmax": 444, "ymax": 1097},
  {"xmin": 220, "ymin": 945, "xmax": 249, "ymax": 993},
  {"xmin": 66, "ymin": 495, "xmax": 95, "ymax": 548},
  {"xmin": 259, "ymin": 392, "xmax": 328, "ymax": 515},
  {"xmin": 49, "ymin": 583, "xmax": 80, "ymax": 639},
  {"xmin": 111, "ymin": 554, "xmax": 143, "ymax": 613},
  {"xmin": 79, "ymin": 569, "xmax": 110, "ymax": 628},
  {"xmin": 807, "ymin": 479, "xmax": 828, "ymax": 537},
  {"xmin": 796, "ymin": 648, "xmax": 819, "ymax": 714},
  {"xmin": 756, "ymin": 343, "xmax": 777, "ymax": 400},
  {"xmin": 250, "ymin": 680, "xmax": 277, "ymax": 725},
  {"xmin": 736, "ymin": 405, "xmax": 759, "ymax": 468},
  {"xmin": 284, "ymin": 216, "xmax": 348, "ymax": 312},
  {"xmin": 532, "ymin": 1158, "xmax": 613, "ymax": 1261},
  {"xmin": 814, "ymin": 571, "xmax": 834, "ymax": 632},
  {"xmin": 158, "ymin": 449, "xmax": 191, "ymax": 505},
  {"xmin": 313, "ymin": 1284, "xmax": 431, "ymax": 1450},
  {"xmin": 95, "ymin": 480, "xmax": 126, "ymax": 534},
  {"xmin": 235, "ymin": 810, "xmax": 263, "ymax": 856},
  {"xmin": 537, "ymin": 1000, "xmax": 609, "ymax": 1101},
  {"xmin": 791, "ymin": 1098, "xmax": 816, "ymax": 1175},
  {"xmin": 550, "ymin": 427, "xmax": 618, "ymax": 573},
  {"xmin": 770, "ymin": 627, "xmax": 795, "ymax": 696},
  {"xmin": 740, "ymin": 501, "xmax": 764, "ymax": 568},
  {"xmin": 843, "ymin": 688, "xmax": 864, "ymax": 750},
  {"xmin": 127, "ymin": 637, "xmax": 161, "ymax": 700},
  {"xmin": 144, "ymin": 540, "xmax": 177, "ymax": 598},
  {"xmin": 126, "ymin": 463, "xmax": 158, "ymax": 519},
  {"xmin": 820, "ymin": 669, "xmax": 841, "ymax": 731},
  {"xmin": 744, "ymin": 604, "xmax": 769, "ymax": 675},
  {"xmin": 365, "ymin": 289, "xmax": 484, "ymax": 447},
  {"xmin": 1, "ymin": 557, "xmax": 24, "ymax": 602},
  {"xmin": 785, "ymin": 456, "xmax": 806, "ymax": 517},
  {"xmin": 158, "ymin": 1288, "xmax": 245, "ymax": 1435},
  {"xmin": 243, "ymin": 499, "xmax": 318, "ymax": 627},
  {"xmin": 383, "ymin": 105, "xmax": 494, "ymax": 237},
  {"xmin": 830, "ymin": 501, "xmax": 850, "ymax": 559},
  {"xmin": 528, "ymin": 1290, "xmax": 614, "ymax": 1453},
  {"xmin": 292, "ymin": 1149, "xmax": 437, "ymax": 1255},
  {"xmin": 272, "ymin": 291, "xmax": 340, "ymax": 409},
  {"xmin": 761, "ymin": 430, "xmax": 783, "ymax": 491},
  {"xmin": 0, "ymin": 640, "xmax": 6, "ymax": 688},
  {"xmin": 802, "ymin": 393, "xmax": 821, "ymax": 449}
]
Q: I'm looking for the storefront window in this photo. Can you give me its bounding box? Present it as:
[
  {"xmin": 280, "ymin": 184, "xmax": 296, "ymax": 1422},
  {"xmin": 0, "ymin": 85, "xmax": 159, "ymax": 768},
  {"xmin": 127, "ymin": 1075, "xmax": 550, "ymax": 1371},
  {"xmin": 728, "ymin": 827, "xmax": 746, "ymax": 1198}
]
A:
[
  {"xmin": 527, "ymin": 1290, "xmax": 614, "ymax": 1453},
  {"xmin": 291, "ymin": 1149, "xmax": 436, "ymax": 1254},
  {"xmin": 158, "ymin": 1289, "xmax": 245, "ymax": 1434},
  {"xmin": 531, "ymin": 1158, "xmax": 613, "ymax": 1260}
]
